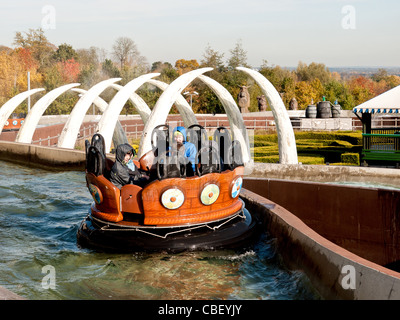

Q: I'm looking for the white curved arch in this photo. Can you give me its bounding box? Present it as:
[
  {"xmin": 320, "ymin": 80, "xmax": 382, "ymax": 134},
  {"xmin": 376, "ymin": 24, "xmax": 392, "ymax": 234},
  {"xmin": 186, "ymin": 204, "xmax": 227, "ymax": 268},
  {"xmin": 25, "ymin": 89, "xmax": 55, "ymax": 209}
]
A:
[
  {"xmin": 16, "ymin": 83, "xmax": 80, "ymax": 143},
  {"xmin": 57, "ymin": 78, "xmax": 121, "ymax": 149},
  {"xmin": 71, "ymin": 88, "xmax": 129, "ymax": 147},
  {"xmin": 110, "ymin": 83, "xmax": 151, "ymax": 124},
  {"xmin": 197, "ymin": 75, "xmax": 251, "ymax": 165},
  {"xmin": 138, "ymin": 67, "xmax": 212, "ymax": 158},
  {"xmin": 104, "ymin": 80, "xmax": 197, "ymax": 152},
  {"xmin": 146, "ymin": 79, "xmax": 198, "ymax": 127},
  {"xmin": 0, "ymin": 88, "xmax": 45, "ymax": 134},
  {"xmin": 236, "ymin": 67, "xmax": 298, "ymax": 164},
  {"xmin": 98, "ymin": 73, "xmax": 160, "ymax": 153}
]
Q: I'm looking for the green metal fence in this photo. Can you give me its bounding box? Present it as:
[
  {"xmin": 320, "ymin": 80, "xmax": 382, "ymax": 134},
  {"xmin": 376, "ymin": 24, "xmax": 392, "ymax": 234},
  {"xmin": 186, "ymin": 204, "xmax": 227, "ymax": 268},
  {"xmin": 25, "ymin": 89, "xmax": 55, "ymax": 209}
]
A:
[{"xmin": 362, "ymin": 128, "xmax": 400, "ymax": 163}]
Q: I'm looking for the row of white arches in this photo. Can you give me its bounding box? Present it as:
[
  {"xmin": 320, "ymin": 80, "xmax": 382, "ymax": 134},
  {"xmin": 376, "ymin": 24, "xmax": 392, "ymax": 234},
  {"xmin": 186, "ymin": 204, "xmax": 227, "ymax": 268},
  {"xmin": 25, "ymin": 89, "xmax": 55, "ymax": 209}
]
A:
[{"xmin": 0, "ymin": 67, "xmax": 298, "ymax": 165}]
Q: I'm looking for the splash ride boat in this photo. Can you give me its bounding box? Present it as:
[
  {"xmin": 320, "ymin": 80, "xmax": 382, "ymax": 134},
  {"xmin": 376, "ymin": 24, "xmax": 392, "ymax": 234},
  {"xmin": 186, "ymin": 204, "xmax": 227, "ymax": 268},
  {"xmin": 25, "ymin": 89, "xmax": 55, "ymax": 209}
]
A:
[{"xmin": 77, "ymin": 124, "xmax": 264, "ymax": 253}]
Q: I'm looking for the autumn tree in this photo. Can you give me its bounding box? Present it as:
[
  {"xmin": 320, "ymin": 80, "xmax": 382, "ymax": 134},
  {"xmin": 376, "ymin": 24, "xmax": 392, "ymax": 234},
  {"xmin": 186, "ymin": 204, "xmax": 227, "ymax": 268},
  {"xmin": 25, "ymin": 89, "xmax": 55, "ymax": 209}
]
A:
[
  {"xmin": 294, "ymin": 81, "xmax": 313, "ymax": 108},
  {"xmin": 53, "ymin": 43, "xmax": 77, "ymax": 62},
  {"xmin": 0, "ymin": 51, "xmax": 21, "ymax": 105},
  {"xmin": 200, "ymin": 45, "xmax": 225, "ymax": 72},
  {"xmin": 227, "ymin": 39, "xmax": 250, "ymax": 70},
  {"xmin": 57, "ymin": 58, "xmax": 80, "ymax": 83},
  {"xmin": 13, "ymin": 28, "xmax": 55, "ymax": 70},
  {"xmin": 348, "ymin": 76, "xmax": 375, "ymax": 106},
  {"xmin": 175, "ymin": 59, "xmax": 199, "ymax": 75},
  {"xmin": 13, "ymin": 48, "xmax": 43, "ymax": 89},
  {"xmin": 76, "ymin": 47, "xmax": 104, "ymax": 88},
  {"xmin": 323, "ymin": 80, "xmax": 354, "ymax": 110},
  {"xmin": 372, "ymin": 68, "xmax": 400, "ymax": 90},
  {"xmin": 111, "ymin": 37, "xmax": 149, "ymax": 86},
  {"xmin": 112, "ymin": 37, "xmax": 138, "ymax": 69},
  {"xmin": 151, "ymin": 61, "xmax": 178, "ymax": 83},
  {"xmin": 296, "ymin": 61, "xmax": 331, "ymax": 84},
  {"xmin": 102, "ymin": 59, "xmax": 120, "ymax": 78}
]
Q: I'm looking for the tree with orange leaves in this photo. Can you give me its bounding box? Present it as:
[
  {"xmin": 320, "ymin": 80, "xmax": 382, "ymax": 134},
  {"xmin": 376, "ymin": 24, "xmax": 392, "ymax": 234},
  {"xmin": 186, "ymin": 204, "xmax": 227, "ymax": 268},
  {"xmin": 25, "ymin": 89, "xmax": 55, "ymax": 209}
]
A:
[
  {"xmin": 57, "ymin": 58, "xmax": 80, "ymax": 83},
  {"xmin": 175, "ymin": 59, "xmax": 199, "ymax": 75}
]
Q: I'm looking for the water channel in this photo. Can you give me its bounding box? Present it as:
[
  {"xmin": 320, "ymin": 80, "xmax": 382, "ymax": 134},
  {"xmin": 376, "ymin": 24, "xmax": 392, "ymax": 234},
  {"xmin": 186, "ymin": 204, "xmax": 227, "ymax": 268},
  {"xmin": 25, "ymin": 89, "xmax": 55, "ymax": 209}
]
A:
[{"xmin": 0, "ymin": 160, "xmax": 321, "ymax": 300}]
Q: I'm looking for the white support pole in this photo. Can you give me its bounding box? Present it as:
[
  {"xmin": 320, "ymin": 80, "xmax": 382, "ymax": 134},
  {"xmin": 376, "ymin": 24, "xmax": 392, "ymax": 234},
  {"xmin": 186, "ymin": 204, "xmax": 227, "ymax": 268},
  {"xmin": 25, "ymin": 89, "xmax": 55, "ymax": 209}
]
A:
[{"xmin": 27, "ymin": 72, "xmax": 31, "ymax": 113}]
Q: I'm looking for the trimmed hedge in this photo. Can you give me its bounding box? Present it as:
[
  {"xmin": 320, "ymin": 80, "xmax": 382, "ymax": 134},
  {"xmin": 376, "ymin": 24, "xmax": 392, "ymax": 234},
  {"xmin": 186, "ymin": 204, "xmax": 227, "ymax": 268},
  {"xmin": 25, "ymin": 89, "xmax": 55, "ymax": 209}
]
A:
[
  {"xmin": 251, "ymin": 131, "xmax": 362, "ymax": 165},
  {"xmin": 128, "ymin": 131, "xmax": 362, "ymax": 166},
  {"xmin": 254, "ymin": 155, "xmax": 325, "ymax": 165},
  {"xmin": 341, "ymin": 152, "xmax": 360, "ymax": 165},
  {"xmin": 294, "ymin": 131, "xmax": 362, "ymax": 145}
]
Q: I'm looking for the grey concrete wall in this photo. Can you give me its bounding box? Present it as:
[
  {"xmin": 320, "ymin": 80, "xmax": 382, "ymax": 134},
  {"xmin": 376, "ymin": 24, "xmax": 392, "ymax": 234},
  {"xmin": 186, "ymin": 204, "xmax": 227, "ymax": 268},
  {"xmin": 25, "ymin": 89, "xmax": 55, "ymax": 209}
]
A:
[
  {"xmin": 243, "ymin": 177, "xmax": 400, "ymax": 267},
  {"xmin": 0, "ymin": 141, "xmax": 86, "ymax": 170},
  {"xmin": 241, "ymin": 189, "xmax": 400, "ymax": 300},
  {"xmin": 249, "ymin": 162, "xmax": 400, "ymax": 187}
]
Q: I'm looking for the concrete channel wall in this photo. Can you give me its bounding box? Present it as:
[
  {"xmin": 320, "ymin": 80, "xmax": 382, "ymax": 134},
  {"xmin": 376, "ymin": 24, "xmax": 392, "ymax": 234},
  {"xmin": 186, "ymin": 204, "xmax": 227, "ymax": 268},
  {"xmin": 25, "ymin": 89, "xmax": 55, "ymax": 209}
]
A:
[
  {"xmin": 0, "ymin": 140, "xmax": 86, "ymax": 170},
  {"xmin": 2, "ymin": 140, "xmax": 400, "ymax": 299},
  {"xmin": 240, "ymin": 189, "xmax": 400, "ymax": 299}
]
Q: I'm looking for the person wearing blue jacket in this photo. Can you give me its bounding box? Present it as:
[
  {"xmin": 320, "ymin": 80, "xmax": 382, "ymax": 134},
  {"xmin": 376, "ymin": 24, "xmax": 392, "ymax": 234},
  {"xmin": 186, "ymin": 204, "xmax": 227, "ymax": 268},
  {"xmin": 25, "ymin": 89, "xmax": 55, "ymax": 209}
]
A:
[{"xmin": 171, "ymin": 126, "xmax": 197, "ymax": 173}]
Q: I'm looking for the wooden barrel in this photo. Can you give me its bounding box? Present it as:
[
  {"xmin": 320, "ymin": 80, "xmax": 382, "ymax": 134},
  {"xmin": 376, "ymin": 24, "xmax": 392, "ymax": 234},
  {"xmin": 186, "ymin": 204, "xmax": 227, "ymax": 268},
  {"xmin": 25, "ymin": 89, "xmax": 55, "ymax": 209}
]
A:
[
  {"xmin": 317, "ymin": 101, "xmax": 332, "ymax": 118},
  {"xmin": 331, "ymin": 104, "xmax": 341, "ymax": 118},
  {"xmin": 305, "ymin": 105, "xmax": 317, "ymax": 118}
]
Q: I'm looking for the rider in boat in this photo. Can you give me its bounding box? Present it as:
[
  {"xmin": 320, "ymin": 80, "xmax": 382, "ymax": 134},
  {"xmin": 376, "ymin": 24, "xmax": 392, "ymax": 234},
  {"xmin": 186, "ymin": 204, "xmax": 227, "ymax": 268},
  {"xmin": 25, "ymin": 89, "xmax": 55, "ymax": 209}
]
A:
[
  {"xmin": 171, "ymin": 126, "xmax": 197, "ymax": 173},
  {"xmin": 110, "ymin": 143, "xmax": 149, "ymax": 188}
]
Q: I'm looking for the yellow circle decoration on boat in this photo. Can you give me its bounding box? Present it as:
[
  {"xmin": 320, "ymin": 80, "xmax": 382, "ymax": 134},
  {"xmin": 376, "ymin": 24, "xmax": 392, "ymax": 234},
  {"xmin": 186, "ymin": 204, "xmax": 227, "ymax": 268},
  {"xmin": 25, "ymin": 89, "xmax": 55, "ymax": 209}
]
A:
[
  {"xmin": 161, "ymin": 188, "xmax": 185, "ymax": 210},
  {"xmin": 88, "ymin": 184, "xmax": 103, "ymax": 204},
  {"xmin": 231, "ymin": 176, "xmax": 243, "ymax": 198},
  {"xmin": 200, "ymin": 184, "xmax": 220, "ymax": 205}
]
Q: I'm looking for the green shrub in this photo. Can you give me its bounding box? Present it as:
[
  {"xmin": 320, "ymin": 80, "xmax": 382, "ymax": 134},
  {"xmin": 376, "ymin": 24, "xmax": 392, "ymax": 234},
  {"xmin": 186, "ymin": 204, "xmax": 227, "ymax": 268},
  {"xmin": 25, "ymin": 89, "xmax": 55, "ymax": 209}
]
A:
[
  {"xmin": 329, "ymin": 162, "xmax": 358, "ymax": 166},
  {"xmin": 252, "ymin": 146, "xmax": 279, "ymax": 157},
  {"xmin": 341, "ymin": 152, "xmax": 360, "ymax": 165},
  {"xmin": 253, "ymin": 134, "xmax": 278, "ymax": 143},
  {"xmin": 295, "ymin": 140, "xmax": 324, "ymax": 146},
  {"xmin": 252, "ymin": 141, "xmax": 277, "ymax": 147},
  {"xmin": 254, "ymin": 155, "xmax": 325, "ymax": 165},
  {"xmin": 241, "ymin": 131, "xmax": 362, "ymax": 166},
  {"xmin": 294, "ymin": 131, "xmax": 362, "ymax": 145},
  {"xmin": 328, "ymin": 140, "xmax": 353, "ymax": 147},
  {"xmin": 298, "ymin": 156, "xmax": 325, "ymax": 165},
  {"xmin": 253, "ymin": 155, "xmax": 280, "ymax": 163}
]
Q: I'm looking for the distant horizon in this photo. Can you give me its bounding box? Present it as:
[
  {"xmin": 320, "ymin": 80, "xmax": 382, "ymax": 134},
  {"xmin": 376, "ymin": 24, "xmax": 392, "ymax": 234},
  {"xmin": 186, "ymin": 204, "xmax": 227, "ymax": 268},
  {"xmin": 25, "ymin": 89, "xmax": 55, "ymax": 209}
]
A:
[{"xmin": 281, "ymin": 66, "xmax": 400, "ymax": 70}]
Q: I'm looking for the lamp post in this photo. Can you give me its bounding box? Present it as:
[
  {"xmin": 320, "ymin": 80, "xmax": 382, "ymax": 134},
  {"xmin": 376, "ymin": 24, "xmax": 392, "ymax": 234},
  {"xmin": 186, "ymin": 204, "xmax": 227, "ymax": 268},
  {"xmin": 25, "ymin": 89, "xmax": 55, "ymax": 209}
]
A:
[{"xmin": 183, "ymin": 91, "xmax": 199, "ymax": 108}]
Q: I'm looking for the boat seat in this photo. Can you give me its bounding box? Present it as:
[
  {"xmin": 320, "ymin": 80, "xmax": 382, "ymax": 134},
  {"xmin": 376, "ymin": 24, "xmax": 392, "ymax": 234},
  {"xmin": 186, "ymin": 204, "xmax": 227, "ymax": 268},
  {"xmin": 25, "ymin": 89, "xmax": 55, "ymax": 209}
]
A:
[
  {"xmin": 85, "ymin": 133, "xmax": 107, "ymax": 177},
  {"xmin": 213, "ymin": 126, "xmax": 232, "ymax": 171},
  {"xmin": 187, "ymin": 124, "xmax": 208, "ymax": 153},
  {"xmin": 230, "ymin": 140, "xmax": 244, "ymax": 169},
  {"xmin": 86, "ymin": 145, "xmax": 106, "ymax": 177},
  {"xmin": 156, "ymin": 150, "xmax": 186, "ymax": 180},
  {"xmin": 195, "ymin": 141, "xmax": 221, "ymax": 176},
  {"xmin": 151, "ymin": 124, "xmax": 170, "ymax": 159}
]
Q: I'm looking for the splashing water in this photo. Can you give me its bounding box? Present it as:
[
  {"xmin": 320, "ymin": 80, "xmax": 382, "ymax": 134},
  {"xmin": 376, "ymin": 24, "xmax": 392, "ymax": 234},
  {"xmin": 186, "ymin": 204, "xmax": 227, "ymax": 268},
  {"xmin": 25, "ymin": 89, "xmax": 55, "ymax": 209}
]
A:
[{"xmin": 0, "ymin": 160, "xmax": 319, "ymax": 300}]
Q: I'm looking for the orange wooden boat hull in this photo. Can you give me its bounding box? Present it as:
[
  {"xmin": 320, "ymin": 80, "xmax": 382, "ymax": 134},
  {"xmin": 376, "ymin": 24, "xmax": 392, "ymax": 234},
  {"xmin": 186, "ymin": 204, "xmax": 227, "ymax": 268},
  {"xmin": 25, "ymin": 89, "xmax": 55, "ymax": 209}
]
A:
[
  {"xmin": 85, "ymin": 166, "xmax": 245, "ymax": 227},
  {"xmin": 3, "ymin": 118, "xmax": 24, "ymax": 131}
]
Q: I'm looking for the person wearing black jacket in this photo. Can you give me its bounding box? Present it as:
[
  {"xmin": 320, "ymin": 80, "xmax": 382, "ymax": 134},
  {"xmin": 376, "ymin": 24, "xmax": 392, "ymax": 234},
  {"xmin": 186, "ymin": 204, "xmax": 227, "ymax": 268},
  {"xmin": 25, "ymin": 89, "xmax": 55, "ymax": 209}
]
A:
[{"xmin": 110, "ymin": 143, "xmax": 149, "ymax": 189}]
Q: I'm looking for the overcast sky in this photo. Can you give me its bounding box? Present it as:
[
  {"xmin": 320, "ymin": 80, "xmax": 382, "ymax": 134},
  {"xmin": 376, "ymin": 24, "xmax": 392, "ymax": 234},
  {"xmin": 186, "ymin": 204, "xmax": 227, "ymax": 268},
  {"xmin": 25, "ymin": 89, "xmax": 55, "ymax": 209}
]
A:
[{"xmin": 1, "ymin": 0, "xmax": 399, "ymax": 68}]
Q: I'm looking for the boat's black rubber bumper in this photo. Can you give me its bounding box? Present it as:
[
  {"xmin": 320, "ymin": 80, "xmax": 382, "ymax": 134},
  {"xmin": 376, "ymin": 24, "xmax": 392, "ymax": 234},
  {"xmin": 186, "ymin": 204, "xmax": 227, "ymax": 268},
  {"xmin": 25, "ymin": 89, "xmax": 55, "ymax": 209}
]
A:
[{"xmin": 77, "ymin": 206, "xmax": 265, "ymax": 253}]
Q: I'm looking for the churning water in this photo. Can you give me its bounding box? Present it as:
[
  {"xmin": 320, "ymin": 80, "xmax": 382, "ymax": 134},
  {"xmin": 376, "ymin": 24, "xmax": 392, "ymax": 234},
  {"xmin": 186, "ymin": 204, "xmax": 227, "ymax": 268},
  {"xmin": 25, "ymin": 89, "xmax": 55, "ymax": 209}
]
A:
[{"xmin": 0, "ymin": 160, "xmax": 319, "ymax": 300}]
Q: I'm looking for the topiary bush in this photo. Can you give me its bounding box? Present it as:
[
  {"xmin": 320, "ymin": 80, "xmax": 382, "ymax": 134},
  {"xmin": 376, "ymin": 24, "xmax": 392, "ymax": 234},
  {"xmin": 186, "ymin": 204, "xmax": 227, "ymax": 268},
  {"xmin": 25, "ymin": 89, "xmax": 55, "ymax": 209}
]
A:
[{"xmin": 341, "ymin": 152, "xmax": 360, "ymax": 165}]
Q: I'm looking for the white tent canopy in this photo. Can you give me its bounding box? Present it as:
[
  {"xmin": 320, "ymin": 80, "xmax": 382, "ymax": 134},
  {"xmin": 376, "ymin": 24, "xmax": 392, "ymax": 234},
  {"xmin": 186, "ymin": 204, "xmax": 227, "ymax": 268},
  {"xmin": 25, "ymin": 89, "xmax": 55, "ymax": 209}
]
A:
[{"xmin": 353, "ymin": 85, "xmax": 400, "ymax": 114}]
